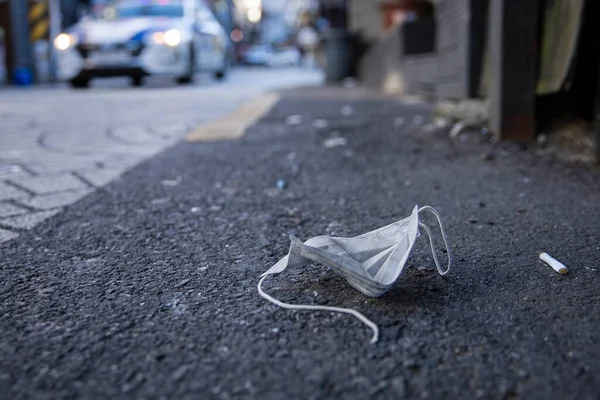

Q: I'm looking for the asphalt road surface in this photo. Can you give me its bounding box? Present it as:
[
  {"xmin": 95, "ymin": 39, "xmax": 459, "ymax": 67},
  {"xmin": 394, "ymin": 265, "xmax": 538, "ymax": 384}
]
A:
[{"xmin": 1, "ymin": 86, "xmax": 599, "ymax": 399}]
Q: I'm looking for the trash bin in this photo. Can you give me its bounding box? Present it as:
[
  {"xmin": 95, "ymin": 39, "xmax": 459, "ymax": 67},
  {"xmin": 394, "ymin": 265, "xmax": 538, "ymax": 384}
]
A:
[
  {"xmin": 322, "ymin": 29, "xmax": 354, "ymax": 83},
  {"xmin": 13, "ymin": 67, "xmax": 33, "ymax": 86}
]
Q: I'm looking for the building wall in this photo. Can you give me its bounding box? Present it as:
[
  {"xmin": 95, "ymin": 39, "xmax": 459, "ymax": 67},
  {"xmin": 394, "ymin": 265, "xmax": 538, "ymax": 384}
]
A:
[
  {"xmin": 359, "ymin": 24, "xmax": 438, "ymax": 97},
  {"xmin": 435, "ymin": 0, "xmax": 469, "ymax": 99},
  {"xmin": 359, "ymin": 27, "xmax": 404, "ymax": 94},
  {"xmin": 0, "ymin": 0, "xmax": 11, "ymax": 84},
  {"xmin": 348, "ymin": 0, "xmax": 382, "ymax": 42},
  {"xmin": 402, "ymin": 53, "xmax": 439, "ymax": 96},
  {"xmin": 359, "ymin": 0, "xmax": 483, "ymax": 100}
]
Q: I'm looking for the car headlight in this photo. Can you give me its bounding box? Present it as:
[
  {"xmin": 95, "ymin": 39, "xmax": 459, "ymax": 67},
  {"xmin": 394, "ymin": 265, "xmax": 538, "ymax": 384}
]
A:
[
  {"xmin": 152, "ymin": 29, "xmax": 181, "ymax": 47},
  {"xmin": 53, "ymin": 33, "xmax": 76, "ymax": 50}
]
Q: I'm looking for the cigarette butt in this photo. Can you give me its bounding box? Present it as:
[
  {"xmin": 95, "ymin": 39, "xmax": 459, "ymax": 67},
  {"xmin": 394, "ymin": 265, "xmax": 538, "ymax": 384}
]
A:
[{"xmin": 539, "ymin": 252, "xmax": 568, "ymax": 275}]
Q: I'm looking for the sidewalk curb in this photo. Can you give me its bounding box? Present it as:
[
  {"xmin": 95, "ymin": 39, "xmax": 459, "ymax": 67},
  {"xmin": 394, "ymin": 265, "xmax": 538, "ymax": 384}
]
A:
[{"xmin": 185, "ymin": 92, "xmax": 280, "ymax": 142}]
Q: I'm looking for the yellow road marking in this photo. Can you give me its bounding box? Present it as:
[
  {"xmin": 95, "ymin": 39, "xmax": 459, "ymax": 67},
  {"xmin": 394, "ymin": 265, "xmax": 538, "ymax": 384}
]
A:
[{"xmin": 186, "ymin": 92, "xmax": 280, "ymax": 142}]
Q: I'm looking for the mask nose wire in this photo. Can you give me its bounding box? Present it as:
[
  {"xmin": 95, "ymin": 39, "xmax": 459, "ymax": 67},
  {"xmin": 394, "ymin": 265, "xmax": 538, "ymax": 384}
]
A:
[
  {"xmin": 258, "ymin": 275, "xmax": 380, "ymax": 344},
  {"xmin": 418, "ymin": 206, "xmax": 452, "ymax": 276}
]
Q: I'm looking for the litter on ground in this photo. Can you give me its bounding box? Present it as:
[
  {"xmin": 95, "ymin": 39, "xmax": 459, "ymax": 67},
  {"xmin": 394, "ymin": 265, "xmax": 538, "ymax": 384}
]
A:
[
  {"xmin": 258, "ymin": 205, "xmax": 452, "ymax": 344},
  {"xmin": 323, "ymin": 137, "xmax": 348, "ymax": 148},
  {"xmin": 285, "ymin": 115, "xmax": 303, "ymax": 125},
  {"xmin": 539, "ymin": 252, "xmax": 568, "ymax": 274}
]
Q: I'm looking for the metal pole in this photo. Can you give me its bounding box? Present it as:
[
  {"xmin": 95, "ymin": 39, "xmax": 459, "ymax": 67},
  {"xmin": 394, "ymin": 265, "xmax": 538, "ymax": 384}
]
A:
[
  {"xmin": 9, "ymin": 0, "xmax": 34, "ymax": 76},
  {"xmin": 48, "ymin": 0, "xmax": 62, "ymax": 82},
  {"xmin": 488, "ymin": 0, "xmax": 538, "ymax": 143},
  {"xmin": 595, "ymin": 60, "xmax": 600, "ymax": 162}
]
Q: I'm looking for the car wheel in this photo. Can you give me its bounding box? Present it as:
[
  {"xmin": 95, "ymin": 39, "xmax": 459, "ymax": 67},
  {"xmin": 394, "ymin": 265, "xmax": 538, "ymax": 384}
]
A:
[
  {"xmin": 176, "ymin": 46, "xmax": 194, "ymax": 84},
  {"xmin": 213, "ymin": 69, "xmax": 226, "ymax": 80},
  {"xmin": 131, "ymin": 76, "xmax": 143, "ymax": 87},
  {"xmin": 69, "ymin": 78, "xmax": 89, "ymax": 89},
  {"xmin": 213, "ymin": 53, "xmax": 229, "ymax": 80}
]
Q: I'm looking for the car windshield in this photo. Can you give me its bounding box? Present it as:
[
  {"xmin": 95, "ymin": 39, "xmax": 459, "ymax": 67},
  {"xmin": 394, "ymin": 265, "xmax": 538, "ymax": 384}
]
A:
[{"xmin": 114, "ymin": 3, "xmax": 184, "ymax": 18}]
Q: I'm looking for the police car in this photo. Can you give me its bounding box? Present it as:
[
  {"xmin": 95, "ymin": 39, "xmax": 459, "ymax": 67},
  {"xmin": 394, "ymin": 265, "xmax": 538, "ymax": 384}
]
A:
[{"xmin": 54, "ymin": 0, "xmax": 230, "ymax": 88}]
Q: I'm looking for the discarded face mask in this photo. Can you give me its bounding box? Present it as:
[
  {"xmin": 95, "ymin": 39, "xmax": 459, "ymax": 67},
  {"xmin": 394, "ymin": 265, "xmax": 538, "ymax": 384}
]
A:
[{"xmin": 258, "ymin": 206, "xmax": 451, "ymax": 344}]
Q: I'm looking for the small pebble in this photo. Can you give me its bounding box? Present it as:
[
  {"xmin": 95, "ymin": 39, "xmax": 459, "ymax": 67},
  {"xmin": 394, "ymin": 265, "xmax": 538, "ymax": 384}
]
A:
[
  {"xmin": 285, "ymin": 115, "xmax": 303, "ymax": 125},
  {"xmin": 342, "ymin": 77, "xmax": 357, "ymax": 88},
  {"xmin": 394, "ymin": 117, "xmax": 405, "ymax": 126},
  {"xmin": 422, "ymin": 123, "xmax": 436, "ymax": 132},
  {"xmin": 276, "ymin": 180, "xmax": 287, "ymax": 190},
  {"xmin": 151, "ymin": 198, "xmax": 170, "ymax": 205},
  {"xmin": 481, "ymin": 152, "xmax": 495, "ymax": 161},
  {"xmin": 434, "ymin": 117, "xmax": 450, "ymax": 128},
  {"xmin": 323, "ymin": 137, "xmax": 348, "ymax": 148},
  {"xmin": 313, "ymin": 119, "xmax": 328, "ymax": 129},
  {"xmin": 0, "ymin": 164, "xmax": 23, "ymax": 174},
  {"xmin": 161, "ymin": 177, "xmax": 181, "ymax": 187}
]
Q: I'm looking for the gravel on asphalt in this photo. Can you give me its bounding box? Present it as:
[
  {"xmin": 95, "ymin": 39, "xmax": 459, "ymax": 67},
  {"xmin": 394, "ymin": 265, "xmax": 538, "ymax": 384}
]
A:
[{"xmin": 1, "ymin": 87, "xmax": 599, "ymax": 399}]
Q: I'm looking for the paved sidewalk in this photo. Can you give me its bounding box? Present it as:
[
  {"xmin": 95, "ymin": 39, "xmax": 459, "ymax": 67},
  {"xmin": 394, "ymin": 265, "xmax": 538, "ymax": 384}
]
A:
[
  {"xmin": 0, "ymin": 67, "xmax": 322, "ymax": 242},
  {"xmin": 1, "ymin": 86, "xmax": 599, "ymax": 399}
]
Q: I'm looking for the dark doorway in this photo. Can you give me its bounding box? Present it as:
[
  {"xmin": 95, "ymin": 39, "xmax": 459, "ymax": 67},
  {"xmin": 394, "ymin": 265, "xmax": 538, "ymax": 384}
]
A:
[{"xmin": 0, "ymin": 1, "xmax": 14, "ymax": 79}]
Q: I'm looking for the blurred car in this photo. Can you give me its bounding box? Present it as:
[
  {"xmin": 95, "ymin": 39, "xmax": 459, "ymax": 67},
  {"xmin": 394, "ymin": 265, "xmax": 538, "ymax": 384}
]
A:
[
  {"xmin": 54, "ymin": 0, "xmax": 230, "ymax": 88},
  {"xmin": 242, "ymin": 45, "xmax": 300, "ymax": 67}
]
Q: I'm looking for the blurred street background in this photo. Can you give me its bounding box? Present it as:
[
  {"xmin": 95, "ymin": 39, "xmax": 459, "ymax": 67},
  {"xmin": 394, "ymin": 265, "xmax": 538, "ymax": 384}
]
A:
[
  {"xmin": 1, "ymin": 0, "xmax": 328, "ymax": 238},
  {"xmin": 0, "ymin": 66, "xmax": 321, "ymax": 239},
  {"xmin": 0, "ymin": 0, "xmax": 327, "ymax": 86}
]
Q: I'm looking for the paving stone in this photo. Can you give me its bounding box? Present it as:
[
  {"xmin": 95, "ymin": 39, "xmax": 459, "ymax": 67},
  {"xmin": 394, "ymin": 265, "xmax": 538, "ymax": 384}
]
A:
[
  {"xmin": 0, "ymin": 203, "xmax": 29, "ymax": 218},
  {"xmin": 105, "ymin": 156, "xmax": 137, "ymax": 170},
  {"xmin": 150, "ymin": 123, "xmax": 188, "ymax": 139},
  {"xmin": 0, "ymin": 210, "xmax": 61, "ymax": 230},
  {"xmin": 97, "ymin": 157, "xmax": 148, "ymax": 170},
  {"xmin": 0, "ymin": 228, "xmax": 19, "ymax": 243},
  {"xmin": 0, "ymin": 172, "xmax": 34, "ymax": 181},
  {"xmin": 76, "ymin": 169, "xmax": 124, "ymax": 187},
  {"xmin": 17, "ymin": 189, "xmax": 92, "ymax": 210},
  {"xmin": 0, "ymin": 181, "xmax": 29, "ymax": 201},
  {"xmin": 21, "ymin": 160, "xmax": 99, "ymax": 175},
  {"xmin": 0, "ymin": 164, "xmax": 33, "ymax": 179},
  {"xmin": 110, "ymin": 125, "xmax": 159, "ymax": 144},
  {"xmin": 11, "ymin": 174, "xmax": 88, "ymax": 194}
]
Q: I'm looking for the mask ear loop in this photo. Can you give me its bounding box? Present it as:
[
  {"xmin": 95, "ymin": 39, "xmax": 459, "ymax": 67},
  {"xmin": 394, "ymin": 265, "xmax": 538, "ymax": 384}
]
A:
[
  {"xmin": 258, "ymin": 275, "xmax": 380, "ymax": 344},
  {"xmin": 418, "ymin": 206, "xmax": 452, "ymax": 276}
]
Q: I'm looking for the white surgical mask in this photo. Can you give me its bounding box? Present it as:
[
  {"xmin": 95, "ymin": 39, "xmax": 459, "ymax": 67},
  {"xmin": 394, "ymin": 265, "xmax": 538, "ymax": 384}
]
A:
[{"xmin": 258, "ymin": 206, "xmax": 451, "ymax": 343}]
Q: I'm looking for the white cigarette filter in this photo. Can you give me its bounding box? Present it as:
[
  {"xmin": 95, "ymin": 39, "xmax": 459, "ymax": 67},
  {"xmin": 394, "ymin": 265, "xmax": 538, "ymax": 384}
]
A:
[{"xmin": 539, "ymin": 252, "xmax": 568, "ymax": 275}]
